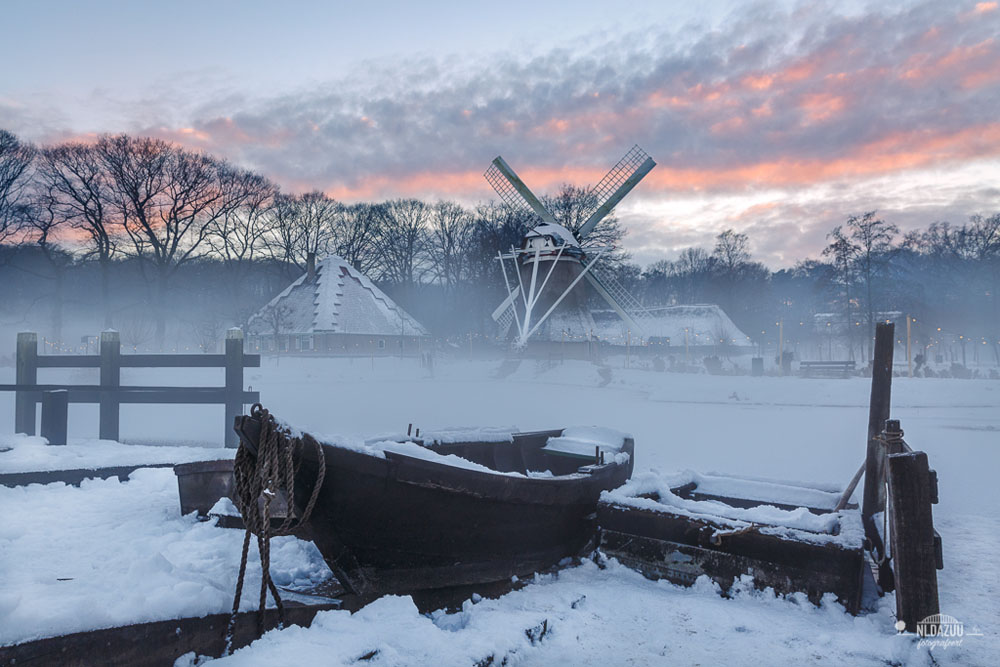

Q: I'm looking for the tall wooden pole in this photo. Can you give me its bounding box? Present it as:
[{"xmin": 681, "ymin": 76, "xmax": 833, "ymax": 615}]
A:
[{"xmin": 862, "ymin": 322, "xmax": 894, "ymax": 559}]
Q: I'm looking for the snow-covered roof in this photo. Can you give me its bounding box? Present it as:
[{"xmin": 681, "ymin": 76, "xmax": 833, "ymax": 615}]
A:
[
  {"xmin": 249, "ymin": 256, "xmax": 429, "ymax": 337},
  {"xmin": 591, "ymin": 304, "xmax": 753, "ymax": 347},
  {"xmin": 526, "ymin": 223, "xmax": 580, "ymax": 247}
]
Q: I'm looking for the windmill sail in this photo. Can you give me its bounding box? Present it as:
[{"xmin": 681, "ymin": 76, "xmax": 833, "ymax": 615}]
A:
[
  {"xmin": 576, "ymin": 145, "xmax": 656, "ymax": 240},
  {"xmin": 581, "ymin": 257, "xmax": 654, "ymax": 335},
  {"xmin": 484, "ymin": 157, "xmax": 558, "ymax": 224}
]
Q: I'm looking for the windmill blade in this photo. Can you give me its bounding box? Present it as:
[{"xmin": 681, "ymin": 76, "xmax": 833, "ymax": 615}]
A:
[
  {"xmin": 581, "ymin": 257, "xmax": 651, "ymax": 335},
  {"xmin": 491, "ymin": 286, "xmax": 520, "ymax": 322},
  {"xmin": 576, "ymin": 145, "xmax": 656, "ymax": 240},
  {"xmin": 484, "ymin": 156, "xmax": 558, "ymax": 223}
]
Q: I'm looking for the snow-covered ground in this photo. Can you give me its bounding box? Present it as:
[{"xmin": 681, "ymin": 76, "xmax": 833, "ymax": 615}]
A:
[{"xmin": 1, "ymin": 356, "xmax": 997, "ymax": 665}]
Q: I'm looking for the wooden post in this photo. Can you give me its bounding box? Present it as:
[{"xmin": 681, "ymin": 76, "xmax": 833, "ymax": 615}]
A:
[
  {"xmin": 862, "ymin": 322, "xmax": 894, "ymax": 558},
  {"xmin": 224, "ymin": 328, "xmax": 244, "ymax": 448},
  {"xmin": 41, "ymin": 390, "xmax": 69, "ymax": 446},
  {"xmin": 15, "ymin": 332, "xmax": 38, "ymax": 435},
  {"xmin": 778, "ymin": 318, "xmax": 784, "ymax": 376},
  {"xmin": 99, "ymin": 330, "xmax": 121, "ymax": 441},
  {"xmin": 888, "ymin": 450, "xmax": 940, "ymax": 633},
  {"xmin": 906, "ymin": 315, "xmax": 912, "ymax": 378}
]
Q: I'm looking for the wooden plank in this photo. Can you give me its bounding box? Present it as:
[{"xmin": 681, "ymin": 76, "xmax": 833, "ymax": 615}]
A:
[
  {"xmin": 0, "ymin": 603, "xmax": 344, "ymax": 667},
  {"xmin": 888, "ymin": 451, "xmax": 940, "ymax": 633},
  {"xmin": 35, "ymin": 353, "xmax": 261, "ymax": 368},
  {"xmin": 599, "ymin": 528, "xmax": 865, "ymax": 613},
  {"xmin": 862, "ymin": 322, "xmax": 894, "ymax": 559},
  {"xmin": 120, "ymin": 353, "xmax": 260, "ymax": 368},
  {"xmin": 0, "ymin": 386, "xmax": 258, "ymax": 405},
  {"xmin": 35, "ymin": 355, "xmax": 100, "ymax": 368},
  {"xmin": 0, "ymin": 463, "xmax": 177, "ymax": 488}
]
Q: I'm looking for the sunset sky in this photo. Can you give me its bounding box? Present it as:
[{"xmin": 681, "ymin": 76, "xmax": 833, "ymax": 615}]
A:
[{"xmin": 3, "ymin": 0, "xmax": 999, "ymax": 267}]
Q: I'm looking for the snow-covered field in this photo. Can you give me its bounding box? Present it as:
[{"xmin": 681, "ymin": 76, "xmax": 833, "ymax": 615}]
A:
[{"xmin": 1, "ymin": 356, "xmax": 997, "ymax": 665}]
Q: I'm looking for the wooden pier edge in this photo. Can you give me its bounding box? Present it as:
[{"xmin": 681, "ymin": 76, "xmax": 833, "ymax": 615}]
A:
[{"xmin": 0, "ymin": 602, "xmax": 347, "ymax": 667}]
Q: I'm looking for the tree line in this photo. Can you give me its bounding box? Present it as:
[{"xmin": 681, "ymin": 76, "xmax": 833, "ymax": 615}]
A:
[{"xmin": 1, "ymin": 129, "xmax": 997, "ymax": 364}]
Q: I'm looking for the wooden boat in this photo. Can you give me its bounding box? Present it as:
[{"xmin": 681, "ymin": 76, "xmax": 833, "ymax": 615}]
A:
[{"xmin": 233, "ymin": 414, "xmax": 634, "ymax": 602}]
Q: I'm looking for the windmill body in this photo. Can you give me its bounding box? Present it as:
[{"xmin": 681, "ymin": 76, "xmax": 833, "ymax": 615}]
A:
[{"xmin": 484, "ymin": 146, "xmax": 657, "ymax": 348}]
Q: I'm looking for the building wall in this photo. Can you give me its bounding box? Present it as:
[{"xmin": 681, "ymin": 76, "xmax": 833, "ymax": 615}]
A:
[{"xmin": 248, "ymin": 332, "xmax": 428, "ymax": 356}]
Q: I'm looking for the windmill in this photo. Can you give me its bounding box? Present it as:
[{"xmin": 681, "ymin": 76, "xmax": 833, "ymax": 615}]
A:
[{"xmin": 484, "ymin": 145, "xmax": 657, "ymax": 347}]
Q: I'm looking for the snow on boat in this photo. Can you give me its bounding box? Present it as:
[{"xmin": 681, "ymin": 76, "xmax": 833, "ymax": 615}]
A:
[{"xmin": 231, "ymin": 410, "xmax": 634, "ymax": 602}]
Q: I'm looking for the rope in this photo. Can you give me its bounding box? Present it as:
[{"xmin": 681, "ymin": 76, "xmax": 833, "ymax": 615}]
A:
[{"xmin": 224, "ymin": 403, "xmax": 326, "ymax": 655}]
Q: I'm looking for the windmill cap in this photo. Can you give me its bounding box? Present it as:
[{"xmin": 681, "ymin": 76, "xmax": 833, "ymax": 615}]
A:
[{"xmin": 526, "ymin": 223, "xmax": 580, "ymax": 247}]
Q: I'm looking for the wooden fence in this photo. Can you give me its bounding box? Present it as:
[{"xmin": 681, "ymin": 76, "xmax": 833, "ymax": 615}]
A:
[
  {"xmin": 861, "ymin": 322, "xmax": 942, "ymax": 633},
  {"xmin": 1, "ymin": 328, "xmax": 259, "ymax": 447}
]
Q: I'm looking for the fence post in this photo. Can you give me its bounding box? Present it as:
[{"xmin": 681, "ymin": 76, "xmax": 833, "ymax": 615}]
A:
[
  {"xmin": 862, "ymin": 322, "xmax": 894, "ymax": 558},
  {"xmin": 15, "ymin": 332, "xmax": 38, "ymax": 435},
  {"xmin": 41, "ymin": 390, "xmax": 69, "ymax": 446},
  {"xmin": 99, "ymin": 330, "xmax": 120, "ymax": 441},
  {"xmin": 888, "ymin": 450, "xmax": 940, "ymax": 633},
  {"xmin": 225, "ymin": 328, "xmax": 244, "ymax": 448}
]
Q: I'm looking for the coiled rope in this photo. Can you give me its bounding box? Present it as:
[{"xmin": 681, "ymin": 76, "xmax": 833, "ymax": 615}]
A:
[{"xmin": 224, "ymin": 403, "xmax": 326, "ymax": 654}]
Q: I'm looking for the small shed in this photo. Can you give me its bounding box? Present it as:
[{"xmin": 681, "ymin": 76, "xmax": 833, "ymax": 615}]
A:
[{"xmin": 248, "ymin": 255, "xmax": 429, "ymax": 355}]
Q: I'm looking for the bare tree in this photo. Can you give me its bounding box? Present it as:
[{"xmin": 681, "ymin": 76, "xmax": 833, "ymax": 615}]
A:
[
  {"xmin": 332, "ymin": 202, "xmax": 384, "ymax": 274},
  {"xmin": 427, "ymin": 201, "xmax": 474, "ymax": 296},
  {"xmin": 97, "ymin": 134, "xmax": 250, "ymax": 347},
  {"xmin": 264, "ymin": 191, "xmax": 339, "ymax": 272},
  {"xmin": 712, "ymin": 229, "xmax": 751, "ymax": 273},
  {"xmin": 204, "ymin": 170, "xmax": 278, "ymax": 328},
  {"xmin": 0, "ymin": 130, "xmax": 35, "ymax": 244},
  {"xmin": 373, "ymin": 198, "xmax": 430, "ymax": 288},
  {"xmin": 36, "ymin": 143, "xmax": 118, "ymax": 326}
]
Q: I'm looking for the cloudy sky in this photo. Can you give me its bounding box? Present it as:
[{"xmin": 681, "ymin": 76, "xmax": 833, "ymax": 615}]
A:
[{"xmin": 3, "ymin": 0, "xmax": 999, "ymax": 267}]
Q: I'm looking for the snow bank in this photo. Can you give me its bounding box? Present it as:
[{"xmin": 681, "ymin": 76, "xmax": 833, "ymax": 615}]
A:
[
  {"xmin": 214, "ymin": 560, "xmax": 929, "ymax": 667},
  {"xmin": 0, "ymin": 434, "xmax": 233, "ymax": 474},
  {"xmin": 0, "ymin": 468, "xmax": 329, "ymax": 646}
]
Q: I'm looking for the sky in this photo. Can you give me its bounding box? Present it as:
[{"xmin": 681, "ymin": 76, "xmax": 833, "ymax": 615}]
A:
[{"xmin": 2, "ymin": 0, "xmax": 999, "ymax": 268}]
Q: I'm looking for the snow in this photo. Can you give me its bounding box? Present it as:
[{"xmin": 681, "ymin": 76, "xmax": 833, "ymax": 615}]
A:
[
  {"xmin": 0, "ymin": 356, "xmax": 997, "ymax": 665},
  {"xmin": 0, "ymin": 433, "xmax": 233, "ymax": 474},
  {"xmin": 0, "ymin": 468, "xmax": 329, "ymax": 646},
  {"xmin": 213, "ymin": 561, "xmax": 929, "ymax": 667},
  {"xmin": 418, "ymin": 426, "xmax": 516, "ymax": 444},
  {"xmin": 604, "ymin": 471, "xmax": 847, "ymax": 539},
  {"xmin": 248, "ymin": 255, "xmax": 429, "ymax": 337},
  {"xmin": 543, "ymin": 425, "xmax": 628, "ymax": 458}
]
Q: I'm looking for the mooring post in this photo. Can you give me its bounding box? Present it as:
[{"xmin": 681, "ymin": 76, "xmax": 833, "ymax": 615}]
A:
[
  {"xmin": 99, "ymin": 330, "xmax": 121, "ymax": 441},
  {"xmin": 862, "ymin": 322, "xmax": 894, "ymax": 558},
  {"xmin": 225, "ymin": 328, "xmax": 244, "ymax": 448},
  {"xmin": 888, "ymin": 449, "xmax": 940, "ymax": 633},
  {"xmin": 15, "ymin": 332, "xmax": 38, "ymax": 435},
  {"xmin": 41, "ymin": 390, "xmax": 69, "ymax": 446}
]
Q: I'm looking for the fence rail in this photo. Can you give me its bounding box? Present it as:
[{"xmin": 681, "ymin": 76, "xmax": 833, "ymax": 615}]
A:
[{"xmin": 3, "ymin": 329, "xmax": 260, "ymax": 447}]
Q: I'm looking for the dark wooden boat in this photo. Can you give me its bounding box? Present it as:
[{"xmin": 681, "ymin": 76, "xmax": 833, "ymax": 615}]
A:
[{"xmin": 233, "ymin": 415, "xmax": 634, "ymax": 602}]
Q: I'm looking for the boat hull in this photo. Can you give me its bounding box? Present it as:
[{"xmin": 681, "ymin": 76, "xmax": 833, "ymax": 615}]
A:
[{"xmin": 234, "ymin": 420, "xmax": 633, "ymax": 599}]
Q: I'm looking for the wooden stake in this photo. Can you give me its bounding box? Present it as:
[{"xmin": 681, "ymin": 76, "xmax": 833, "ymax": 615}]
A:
[{"xmin": 862, "ymin": 322, "xmax": 894, "ymax": 559}]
